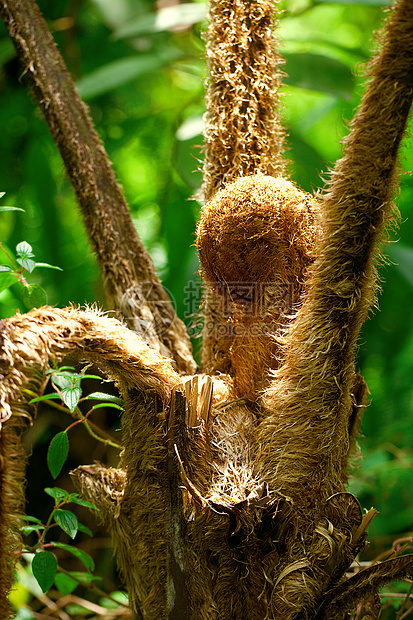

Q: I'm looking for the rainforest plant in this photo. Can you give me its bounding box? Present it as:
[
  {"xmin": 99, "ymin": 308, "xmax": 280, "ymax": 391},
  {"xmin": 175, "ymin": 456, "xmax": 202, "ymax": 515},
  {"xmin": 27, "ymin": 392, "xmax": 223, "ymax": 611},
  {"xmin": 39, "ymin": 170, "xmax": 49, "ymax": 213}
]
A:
[{"xmin": 0, "ymin": 0, "xmax": 413, "ymax": 618}]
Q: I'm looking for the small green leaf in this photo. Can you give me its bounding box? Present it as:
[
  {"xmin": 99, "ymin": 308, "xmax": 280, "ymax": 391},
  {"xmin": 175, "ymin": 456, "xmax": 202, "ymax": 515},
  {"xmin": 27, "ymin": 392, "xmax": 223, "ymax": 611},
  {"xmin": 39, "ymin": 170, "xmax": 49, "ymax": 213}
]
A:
[
  {"xmin": 35, "ymin": 262, "xmax": 63, "ymax": 271},
  {"xmin": 69, "ymin": 571, "xmax": 102, "ymax": 585},
  {"xmin": 45, "ymin": 487, "xmax": 70, "ymax": 502},
  {"xmin": 62, "ymin": 386, "xmax": 82, "ymax": 412},
  {"xmin": 68, "ymin": 496, "xmax": 97, "ymax": 511},
  {"xmin": 90, "ymin": 402, "xmax": 124, "ymax": 411},
  {"xmin": 21, "ymin": 515, "xmax": 43, "ymax": 523},
  {"xmin": 21, "ymin": 283, "xmax": 47, "ymax": 309},
  {"xmin": 76, "ymin": 54, "xmax": 176, "ymax": 100},
  {"xmin": 52, "ymin": 372, "xmax": 77, "ymax": 390},
  {"xmin": 32, "ymin": 551, "xmax": 57, "ymax": 592},
  {"xmin": 85, "ymin": 392, "xmax": 123, "ymax": 405},
  {"xmin": 0, "ymin": 192, "xmax": 5, "ymax": 199},
  {"xmin": 0, "ymin": 270, "xmax": 16, "ymax": 294},
  {"xmin": 46, "ymin": 366, "xmax": 75, "ymax": 374},
  {"xmin": 0, "ymin": 265, "xmax": 11, "ymax": 271},
  {"xmin": 47, "ymin": 432, "xmax": 69, "ymax": 479},
  {"xmin": 77, "ymin": 523, "xmax": 93, "ymax": 536},
  {"xmin": 54, "ymin": 572, "xmax": 78, "ymax": 595},
  {"xmin": 52, "ymin": 542, "xmax": 94, "ymax": 571},
  {"xmin": 54, "ymin": 509, "xmax": 78, "ymax": 539},
  {"xmin": 17, "ymin": 257, "xmax": 36, "ymax": 273},
  {"xmin": 16, "ymin": 241, "xmax": 34, "ymax": 256},
  {"xmin": 29, "ymin": 393, "xmax": 62, "ymax": 404},
  {"xmin": 14, "ymin": 607, "xmax": 33, "ymax": 620},
  {"xmin": 20, "ymin": 524, "xmax": 45, "ymax": 535},
  {"xmin": 0, "ymin": 205, "xmax": 25, "ymax": 212},
  {"xmin": 114, "ymin": 3, "xmax": 207, "ymax": 38},
  {"xmin": 51, "ymin": 373, "xmax": 82, "ymax": 411},
  {"xmin": 78, "ymin": 374, "xmax": 103, "ymax": 381},
  {"xmin": 99, "ymin": 590, "xmax": 129, "ymax": 609}
]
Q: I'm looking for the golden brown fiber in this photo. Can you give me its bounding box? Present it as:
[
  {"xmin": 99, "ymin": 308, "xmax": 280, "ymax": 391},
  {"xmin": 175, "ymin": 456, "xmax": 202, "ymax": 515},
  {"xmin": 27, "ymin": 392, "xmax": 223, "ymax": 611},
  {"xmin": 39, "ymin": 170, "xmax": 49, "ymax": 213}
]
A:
[
  {"xmin": 203, "ymin": 0, "xmax": 286, "ymax": 201},
  {"xmin": 256, "ymin": 0, "xmax": 413, "ymax": 509},
  {"xmin": 0, "ymin": 306, "xmax": 182, "ymax": 618},
  {"xmin": 197, "ymin": 174, "xmax": 321, "ymax": 397}
]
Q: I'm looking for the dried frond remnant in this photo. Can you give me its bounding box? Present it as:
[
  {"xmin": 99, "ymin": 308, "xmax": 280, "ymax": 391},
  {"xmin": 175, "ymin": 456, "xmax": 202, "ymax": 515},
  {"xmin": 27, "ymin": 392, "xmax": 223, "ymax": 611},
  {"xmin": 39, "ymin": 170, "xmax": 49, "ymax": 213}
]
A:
[
  {"xmin": 256, "ymin": 0, "xmax": 413, "ymax": 510},
  {"xmin": 197, "ymin": 174, "xmax": 321, "ymax": 398},
  {"xmin": 203, "ymin": 0, "xmax": 286, "ymax": 201}
]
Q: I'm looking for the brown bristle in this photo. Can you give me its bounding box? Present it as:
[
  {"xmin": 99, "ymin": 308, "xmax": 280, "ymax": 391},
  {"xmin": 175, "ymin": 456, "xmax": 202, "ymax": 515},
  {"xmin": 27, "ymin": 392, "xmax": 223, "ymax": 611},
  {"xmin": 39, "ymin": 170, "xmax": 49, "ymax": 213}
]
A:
[
  {"xmin": 197, "ymin": 175, "xmax": 321, "ymax": 290},
  {"xmin": 196, "ymin": 174, "xmax": 321, "ymax": 399}
]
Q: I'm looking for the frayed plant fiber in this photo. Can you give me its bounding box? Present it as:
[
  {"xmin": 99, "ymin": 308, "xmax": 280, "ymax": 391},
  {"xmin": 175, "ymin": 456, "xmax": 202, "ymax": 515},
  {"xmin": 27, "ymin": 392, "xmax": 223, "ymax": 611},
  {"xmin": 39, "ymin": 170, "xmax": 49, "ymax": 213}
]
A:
[
  {"xmin": 254, "ymin": 0, "xmax": 413, "ymax": 512},
  {"xmin": 203, "ymin": 0, "xmax": 286, "ymax": 202},
  {"xmin": 190, "ymin": 0, "xmax": 413, "ymax": 616},
  {"xmin": 0, "ymin": 368, "xmax": 42, "ymax": 620},
  {"xmin": 197, "ymin": 174, "xmax": 321, "ymax": 398},
  {"xmin": 0, "ymin": 306, "xmax": 182, "ymax": 619},
  {"xmin": 1, "ymin": 0, "xmax": 413, "ymax": 616}
]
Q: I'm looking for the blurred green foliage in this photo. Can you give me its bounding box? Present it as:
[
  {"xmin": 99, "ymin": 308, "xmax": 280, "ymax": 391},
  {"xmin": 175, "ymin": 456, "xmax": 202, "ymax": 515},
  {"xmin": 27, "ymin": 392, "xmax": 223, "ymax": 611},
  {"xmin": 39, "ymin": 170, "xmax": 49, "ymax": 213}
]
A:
[{"xmin": 1, "ymin": 0, "xmax": 412, "ymax": 599}]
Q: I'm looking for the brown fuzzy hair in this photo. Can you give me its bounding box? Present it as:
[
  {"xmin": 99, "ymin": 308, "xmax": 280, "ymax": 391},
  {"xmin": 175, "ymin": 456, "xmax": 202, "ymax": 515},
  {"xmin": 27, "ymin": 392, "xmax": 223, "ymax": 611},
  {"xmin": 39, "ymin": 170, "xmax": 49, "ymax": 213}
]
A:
[
  {"xmin": 1, "ymin": 0, "xmax": 413, "ymax": 616},
  {"xmin": 255, "ymin": 0, "xmax": 413, "ymax": 511},
  {"xmin": 197, "ymin": 174, "xmax": 321, "ymax": 398},
  {"xmin": 203, "ymin": 0, "xmax": 286, "ymax": 201},
  {"xmin": 0, "ymin": 307, "xmax": 181, "ymax": 619}
]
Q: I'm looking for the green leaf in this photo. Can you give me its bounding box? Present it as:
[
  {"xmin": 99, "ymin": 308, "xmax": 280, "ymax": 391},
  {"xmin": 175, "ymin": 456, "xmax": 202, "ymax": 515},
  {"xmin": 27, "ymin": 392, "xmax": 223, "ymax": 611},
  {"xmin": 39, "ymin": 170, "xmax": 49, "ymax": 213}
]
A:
[
  {"xmin": 69, "ymin": 571, "xmax": 102, "ymax": 585},
  {"xmin": 14, "ymin": 607, "xmax": 34, "ymax": 620},
  {"xmin": 54, "ymin": 509, "xmax": 78, "ymax": 539},
  {"xmin": 54, "ymin": 572, "xmax": 78, "ymax": 595},
  {"xmin": 21, "ymin": 283, "xmax": 47, "ymax": 308},
  {"xmin": 90, "ymin": 402, "xmax": 124, "ymax": 411},
  {"xmin": 52, "ymin": 372, "xmax": 78, "ymax": 391},
  {"xmin": 29, "ymin": 393, "xmax": 62, "ymax": 404},
  {"xmin": 284, "ymin": 53, "xmax": 354, "ymax": 100},
  {"xmin": 99, "ymin": 590, "xmax": 129, "ymax": 609},
  {"xmin": 61, "ymin": 386, "xmax": 82, "ymax": 412},
  {"xmin": 45, "ymin": 487, "xmax": 70, "ymax": 502},
  {"xmin": 68, "ymin": 496, "xmax": 97, "ymax": 511},
  {"xmin": 0, "ymin": 270, "xmax": 16, "ymax": 294},
  {"xmin": 52, "ymin": 542, "xmax": 94, "ymax": 571},
  {"xmin": 16, "ymin": 241, "xmax": 34, "ymax": 256},
  {"xmin": 21, "ymin": 515, "xmax": 43, "ymax": 523},
  {"xmin": 17, "ymin": 257, "xmax": 36, "ymax": 273},
  {"xmin": 0, "ymin": 205, "xmax": 24, "ymax": 212},
  {"xmin": 52, "ymin": 372, "xmax": 82, "ymax": 411},
  {"xmin": 85, "ymin": 392, "xmax": 123, "ymax": 405},
  {"xmin": 77, "ymin": 523, "xmax": 93, "ymax": 536},
  {"xmin": 46, "ymin": 366, "xmax": 75, "ymax": 374},
  {"xmin": 20, "ymin": 524, "xmax": 45, "ymax": 535},
  {"xmin": 114, "ymin": 3, "xmax": 207, "ymax": 38},
  {"xmin": 65, "ymin": 604, "xmax": 92, "ymax": 615},
  {"xmin": 35, "ymin": 262, "xmax": 63, "ymax": 271},
  {"xmin": 0, "ymin": 265, "xmax": 11, "ymax": 271},
  {"xmin": 0, "ymin": 192, "xmax": 5, "ymax": 199},
  {"xmin": 32, "ymin": 551, "xmax": 57, "ymax": 593},
  {"xmin": 76, "ymin": 54, "xmax": 175, "ymax": 100},
  {"xmin": 78, "ymin": 374, "xmax": 104, "ymax": 381},
  {"xmin": 47, "ymin": 432, "xmax": 69, "ymax": 479}
]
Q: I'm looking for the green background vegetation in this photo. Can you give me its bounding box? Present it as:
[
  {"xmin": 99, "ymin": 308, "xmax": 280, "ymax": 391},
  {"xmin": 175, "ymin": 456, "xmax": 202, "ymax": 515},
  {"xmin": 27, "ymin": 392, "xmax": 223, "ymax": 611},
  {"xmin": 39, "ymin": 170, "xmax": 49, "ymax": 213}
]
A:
[{"xmin": 1, "ymin": 0, "xmax": 412, "ymax": 614}]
